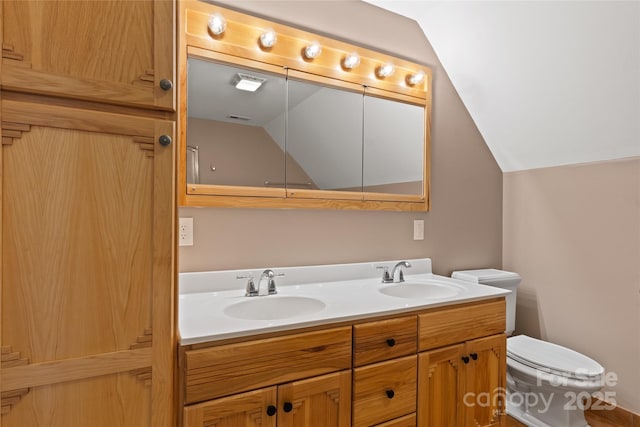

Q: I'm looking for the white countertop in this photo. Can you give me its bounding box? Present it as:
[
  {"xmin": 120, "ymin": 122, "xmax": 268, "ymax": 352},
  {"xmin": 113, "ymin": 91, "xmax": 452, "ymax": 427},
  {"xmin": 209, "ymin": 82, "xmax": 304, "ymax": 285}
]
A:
[{"xmin": 178, "ymin": 259, "xmax": 510, "ymax": 345}]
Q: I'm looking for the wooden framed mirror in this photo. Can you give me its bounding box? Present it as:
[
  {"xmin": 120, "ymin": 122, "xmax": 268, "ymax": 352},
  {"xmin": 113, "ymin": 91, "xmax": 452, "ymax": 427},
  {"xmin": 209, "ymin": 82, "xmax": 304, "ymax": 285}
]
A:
[{"xmin": 179, "ymin": 1, "xmax": 431, "ymax": 211}]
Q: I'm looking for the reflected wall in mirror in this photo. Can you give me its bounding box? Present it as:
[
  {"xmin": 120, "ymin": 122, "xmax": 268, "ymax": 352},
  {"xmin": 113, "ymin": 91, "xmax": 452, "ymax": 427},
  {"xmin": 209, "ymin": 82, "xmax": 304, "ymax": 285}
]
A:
[
  {"xmin": 187, "ymin": 58, "xmax": 313, "ymax": 190},
  {"xmin": 286, "ymin": 77, "xmax": 363, "ymax": 193},
  {"xmin": 363, "ymin": 93, "xmax": 425, "ymax": 196}
]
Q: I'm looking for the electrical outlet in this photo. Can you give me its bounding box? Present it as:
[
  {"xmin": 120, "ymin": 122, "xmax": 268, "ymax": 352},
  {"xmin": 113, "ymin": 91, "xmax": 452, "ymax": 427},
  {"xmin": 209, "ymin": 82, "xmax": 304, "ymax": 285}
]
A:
[
  {"xmin": 179, "ymin": 217, "xmax": 194, "ymax": 246},
  {"xmin": 413, "ymin": 219, "xmax": 424, "ymax": 241}
]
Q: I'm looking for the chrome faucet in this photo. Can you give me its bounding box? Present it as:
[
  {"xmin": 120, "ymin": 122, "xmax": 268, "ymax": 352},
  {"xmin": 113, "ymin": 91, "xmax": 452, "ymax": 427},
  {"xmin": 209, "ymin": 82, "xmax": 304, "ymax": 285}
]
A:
[
  {"xmin": 237, "ymin": 269, "xmax": 282, "ymax": 296},
  {"xmin": 390, "ymin": 261, "xmax": 411, "ymax": 283}
]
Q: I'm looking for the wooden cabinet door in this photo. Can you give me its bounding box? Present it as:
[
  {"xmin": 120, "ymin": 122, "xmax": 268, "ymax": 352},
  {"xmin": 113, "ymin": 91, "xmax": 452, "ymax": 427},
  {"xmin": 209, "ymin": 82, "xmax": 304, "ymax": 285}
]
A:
[
  {"xmin": 462, "ymin": 334, "xmax": 506, "ymax": 427},
  {"xmin": 417, "ymin": 344, "xmax": 464, "ymax": 427},
  {"xmin": 0, "ymin": 98, "xmax": 175, "ymax": 427},
  {"xmin": 183, "ymin": 388, "xmax": 278, "ymax": 427},
  {"xmin": 278, "ymin": 370, "xmax": 351, "ymax": 427},
  {"xmin": 1, "ymin": 0, "xmax": 174, "ymax": 110}
]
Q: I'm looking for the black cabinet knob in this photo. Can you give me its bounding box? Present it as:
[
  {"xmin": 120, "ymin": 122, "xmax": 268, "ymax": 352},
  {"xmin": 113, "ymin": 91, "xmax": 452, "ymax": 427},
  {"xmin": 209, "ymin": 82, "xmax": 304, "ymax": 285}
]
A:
[
  {"xmin": 158, "ymin": 135, "xmax": 172, "ymax": 146},
  {"xmin": 470, "ymin": 353, "xmax": 478, "ymax": 360},
  {"xmin": 266, "ymin": 405, "xmax": 277, "ymax": 416},
  {"xmin": 386, "ymin": 338, "xmax": 396, "ymax": 347},
  {"xmin": 385, "ymin": 389, "xmax": 395, "ymax": 399},
  {"xmin": 283, "ymin": 402, "xmax": 293, "ymax": 413},
  {"xmin": 462, "ymin": 356, "xmax": 470, "ymax": 364},
  {"xmin": 159, "ymin": 79, "xmax": 173, "ymax": 91}
]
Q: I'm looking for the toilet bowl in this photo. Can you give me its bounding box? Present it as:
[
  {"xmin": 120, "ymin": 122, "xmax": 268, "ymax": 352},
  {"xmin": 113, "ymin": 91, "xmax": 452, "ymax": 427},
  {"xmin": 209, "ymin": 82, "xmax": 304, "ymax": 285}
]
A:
[
  {"xmin": 451, "ymin": 269, "xmax": 605, "ymax": 427},
  {"xmin": 506, "ymin": 334, "xmax": 604, "ymax": 427}
]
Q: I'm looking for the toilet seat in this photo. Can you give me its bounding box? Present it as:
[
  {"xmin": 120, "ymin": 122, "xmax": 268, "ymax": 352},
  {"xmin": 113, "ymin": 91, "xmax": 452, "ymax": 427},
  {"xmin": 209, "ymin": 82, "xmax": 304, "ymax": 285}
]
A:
[{"xmin": 507, "ymin": 335, "xmax": 604, "ymax": 381}]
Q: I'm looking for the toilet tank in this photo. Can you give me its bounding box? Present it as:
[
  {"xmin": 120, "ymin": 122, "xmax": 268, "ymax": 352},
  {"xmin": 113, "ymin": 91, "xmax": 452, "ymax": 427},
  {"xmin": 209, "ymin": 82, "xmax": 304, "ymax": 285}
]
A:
[{"xmin": 451, "ymin": 269, "xmax": 521, "ymax": 335}]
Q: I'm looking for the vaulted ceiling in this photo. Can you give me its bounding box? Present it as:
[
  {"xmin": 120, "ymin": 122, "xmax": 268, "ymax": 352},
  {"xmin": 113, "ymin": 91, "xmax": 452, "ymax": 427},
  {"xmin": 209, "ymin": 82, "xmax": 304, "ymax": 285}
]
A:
[{"xmin": 366, "ymin": 0, "xmax": 640, "ymax": 172}]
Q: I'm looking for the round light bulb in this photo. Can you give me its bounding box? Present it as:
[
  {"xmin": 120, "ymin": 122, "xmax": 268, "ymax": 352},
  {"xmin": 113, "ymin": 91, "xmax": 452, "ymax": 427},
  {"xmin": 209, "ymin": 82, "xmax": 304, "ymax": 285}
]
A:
[
  {"xmin": 207, "ymin": 13, "xmax": 226, "ymax": 36},
  {"xmin": 259, "ymin": 29, "xmax": 277, "ymax": 48},
  {"xmin": 303, "ymin": 41, "xmax": 322, "ymax": 59},
  {"xmin": 342, "ymin": 52, "xmax": 360, "ymax": 70},
  {"xmin": 376, "ymin": 63, "xmax": 395, "ymax": 78},
  {"xmin": 407, "ymin": 70, "xmax": 425, "ymax": 86}
]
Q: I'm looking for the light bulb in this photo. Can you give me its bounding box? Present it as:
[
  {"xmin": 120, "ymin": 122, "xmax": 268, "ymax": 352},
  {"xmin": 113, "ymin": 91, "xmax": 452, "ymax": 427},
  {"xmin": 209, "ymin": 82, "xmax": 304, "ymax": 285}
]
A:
[
  {"xmin": 303, "ymin": 41, "xmax": 322, "ymax": 59},
  {"xmin": 259, "ymin": 29, "xmax": 277, "ymax": 48},
  {"xmin": 342, "ymin": 52, "xmax": 360, "ymax": 70},
  {"xmin": 207, "ymin": 13, "xmax": 226, "ymax": 36},
  {"xmin": 376, "ymin": 63, "xmax": 395, "ymax": 78},
  {"xmin": 407, "ymin": 70, "xmax": 425, "ymax": 86}
]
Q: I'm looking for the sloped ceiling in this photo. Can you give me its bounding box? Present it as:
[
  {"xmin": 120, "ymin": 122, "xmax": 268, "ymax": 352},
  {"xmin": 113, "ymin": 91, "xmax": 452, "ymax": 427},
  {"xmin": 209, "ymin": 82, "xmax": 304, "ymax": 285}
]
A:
[{"xmin": 366, "ymin": 0, "xmax": 640, "ymax": 172}]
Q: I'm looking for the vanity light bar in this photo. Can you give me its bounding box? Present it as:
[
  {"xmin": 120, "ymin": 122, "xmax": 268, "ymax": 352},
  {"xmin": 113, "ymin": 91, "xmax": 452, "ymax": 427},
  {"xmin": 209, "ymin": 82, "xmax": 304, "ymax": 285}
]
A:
[{"xmin": 206, "ymin": 12, "xmax": 427, "ymax": 88}]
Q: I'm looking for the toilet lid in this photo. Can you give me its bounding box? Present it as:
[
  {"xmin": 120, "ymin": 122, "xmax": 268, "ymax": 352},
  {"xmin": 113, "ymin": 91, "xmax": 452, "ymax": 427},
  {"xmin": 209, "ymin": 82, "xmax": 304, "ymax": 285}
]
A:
[{"xmin": 507, "ymin": 335, "xmax": 604, "ymax": 380}]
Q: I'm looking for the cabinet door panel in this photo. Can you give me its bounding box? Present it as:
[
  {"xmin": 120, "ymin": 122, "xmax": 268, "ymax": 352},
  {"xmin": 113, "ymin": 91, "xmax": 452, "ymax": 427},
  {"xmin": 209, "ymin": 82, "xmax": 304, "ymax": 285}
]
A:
[
  {"xmin": 1, "ymin": 0, "xmax": 174, "ymax": 110},
  {"xmin": 278, "ymin": 370, "xmax": 351, "ymax": 427},
  {"xmin": 183, "ymin": 387, "xmax": 277, "ymax": 427},
  {"xmin": 1, "ymin": 99, "xmax": 175, "ymax": 426},
  {"xmin": 1, "ymin": 372, "xmax": 152, "ymax": 427},
  {"xmin": 418, "ymin": 344, "xmax": 464, "ymax": 427},
  {"xmin": 463, "ymin": 334, "xmax": 506, "ymax": 427}
]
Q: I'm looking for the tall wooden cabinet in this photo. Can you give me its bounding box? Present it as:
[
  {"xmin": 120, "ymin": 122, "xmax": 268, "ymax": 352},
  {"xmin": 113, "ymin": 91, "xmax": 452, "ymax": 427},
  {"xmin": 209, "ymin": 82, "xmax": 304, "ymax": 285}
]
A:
[{"xmin": 0, "ymin": 1, "xmax": 176, "ymax": 426}]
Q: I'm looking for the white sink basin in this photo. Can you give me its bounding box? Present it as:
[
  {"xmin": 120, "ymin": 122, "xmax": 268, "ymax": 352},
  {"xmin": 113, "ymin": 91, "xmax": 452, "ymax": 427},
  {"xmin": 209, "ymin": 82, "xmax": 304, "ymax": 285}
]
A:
[
  {"xmin": 224, "ymin": 296, "xmax": 326, "ymax": 320},
  {"xmin": 379, "ymin": 280, "xmax": 464, "ymax": 299}
]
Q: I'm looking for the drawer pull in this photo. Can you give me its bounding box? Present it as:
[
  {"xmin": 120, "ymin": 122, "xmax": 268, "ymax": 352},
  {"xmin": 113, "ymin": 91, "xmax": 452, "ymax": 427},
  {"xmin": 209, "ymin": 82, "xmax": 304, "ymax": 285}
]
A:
[
  {"xmin": 470, "ymin": 352, "xmax": 478, "ymax": 360},
  {"xmin": 159, "ymin": 79, "xmax": 173, "ymax": 91},
  {"xmin": 385, "ymin": 389, "xmax": 395, "ymax": 399},
  {"xmin": 462, "ymin": 356, "xmax": 470, "ymax": 364},
  {"xmin": 266, "ymin": 405, "xmax": 277, "ymax": 416},
  {"xmin": 283, "ymin": 402, "xmax": 293, "ymax": 413},
  {"xmin": 386, "ymin": 338, "xmax": 396, "ymax": 347}
]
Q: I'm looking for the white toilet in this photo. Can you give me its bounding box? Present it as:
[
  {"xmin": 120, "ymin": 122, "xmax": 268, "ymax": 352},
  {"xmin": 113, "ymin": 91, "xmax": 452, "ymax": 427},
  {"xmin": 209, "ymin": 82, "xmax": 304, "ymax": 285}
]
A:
[{"xmin": 451, "ymin": 269, "xmax": 604, "ymax": 427}]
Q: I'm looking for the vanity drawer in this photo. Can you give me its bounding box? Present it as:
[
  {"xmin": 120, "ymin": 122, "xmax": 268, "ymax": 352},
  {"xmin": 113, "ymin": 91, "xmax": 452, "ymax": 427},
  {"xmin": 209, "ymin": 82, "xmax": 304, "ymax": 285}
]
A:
[
  {"xmin": 352, "ymin": 355, "xmax": 417, "ymax": 427},
  {"xmin": 375, "ymin": 413, "xmax": 416, "ymax": 427},
  {"xmin": 418, "ymin": 299, "xmax": 505, "ymax": 351},
  {"xmin": 184, "ymin": 326, "xmax": 352, "ymax": 404},
  {"xmin": 353, "ymin": 316, "xmax": 417, "ymax": 367}
]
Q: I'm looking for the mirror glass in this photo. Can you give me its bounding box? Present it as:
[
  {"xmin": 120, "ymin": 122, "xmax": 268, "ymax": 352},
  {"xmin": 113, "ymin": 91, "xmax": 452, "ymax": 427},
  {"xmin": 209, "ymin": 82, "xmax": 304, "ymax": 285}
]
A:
[
  {"xmin": 363, "ymin": 93, "xmax": 425, "ymax": 196},
  {"xmin": 185, "ymin": 57, "xmax": 425, "ymax": 201},
  {"xmin": 286, "ymin": 77, "xmax": 364, "ymax": 192},
  {"xmin": 186, "ymin": 58, "xmax": 287, "ymax": 189}
]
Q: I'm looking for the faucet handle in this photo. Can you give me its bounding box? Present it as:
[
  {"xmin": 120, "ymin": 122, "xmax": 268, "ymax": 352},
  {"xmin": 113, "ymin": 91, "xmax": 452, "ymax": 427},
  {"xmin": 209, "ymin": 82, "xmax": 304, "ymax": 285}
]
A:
[
  {"xmin": 237, "ymin": 274, "xmax": 258, "ymax": 296},
  {"xmin": 376, "ymin": 266, "xmax": 393, "ymax": 283},
  {"xmin": 268, "ymin": 272, "xmax": 285, "ymax": 295}
]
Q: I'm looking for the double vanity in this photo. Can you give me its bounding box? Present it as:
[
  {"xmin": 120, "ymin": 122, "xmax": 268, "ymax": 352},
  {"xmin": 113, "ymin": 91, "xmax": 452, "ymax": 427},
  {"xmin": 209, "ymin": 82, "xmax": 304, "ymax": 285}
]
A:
[{"xmin": 178, "ymin": 259, "xmax": 510, "ymax": 427}]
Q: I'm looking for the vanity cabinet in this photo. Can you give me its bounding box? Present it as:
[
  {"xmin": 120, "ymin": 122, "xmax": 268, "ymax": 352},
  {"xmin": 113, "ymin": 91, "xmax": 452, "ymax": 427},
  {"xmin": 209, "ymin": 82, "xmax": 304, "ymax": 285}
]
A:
[
  {"xmin": 1, "ymin": 0, "xmax": 175, "ymax": 110},
  {"xmin": 179, "ymin": 298, "xmax": 505, "ymax": 427},
  {"xmin": 181, "ymin": 327, "xmax": 352, "ymax": 426},
  {"xmin": 183, "ymin": 371, "xmax": 351, "ymax": 427},
  {"xmin": 417, "ymin": 300, "xmax": 507, "ymax": 427}
]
